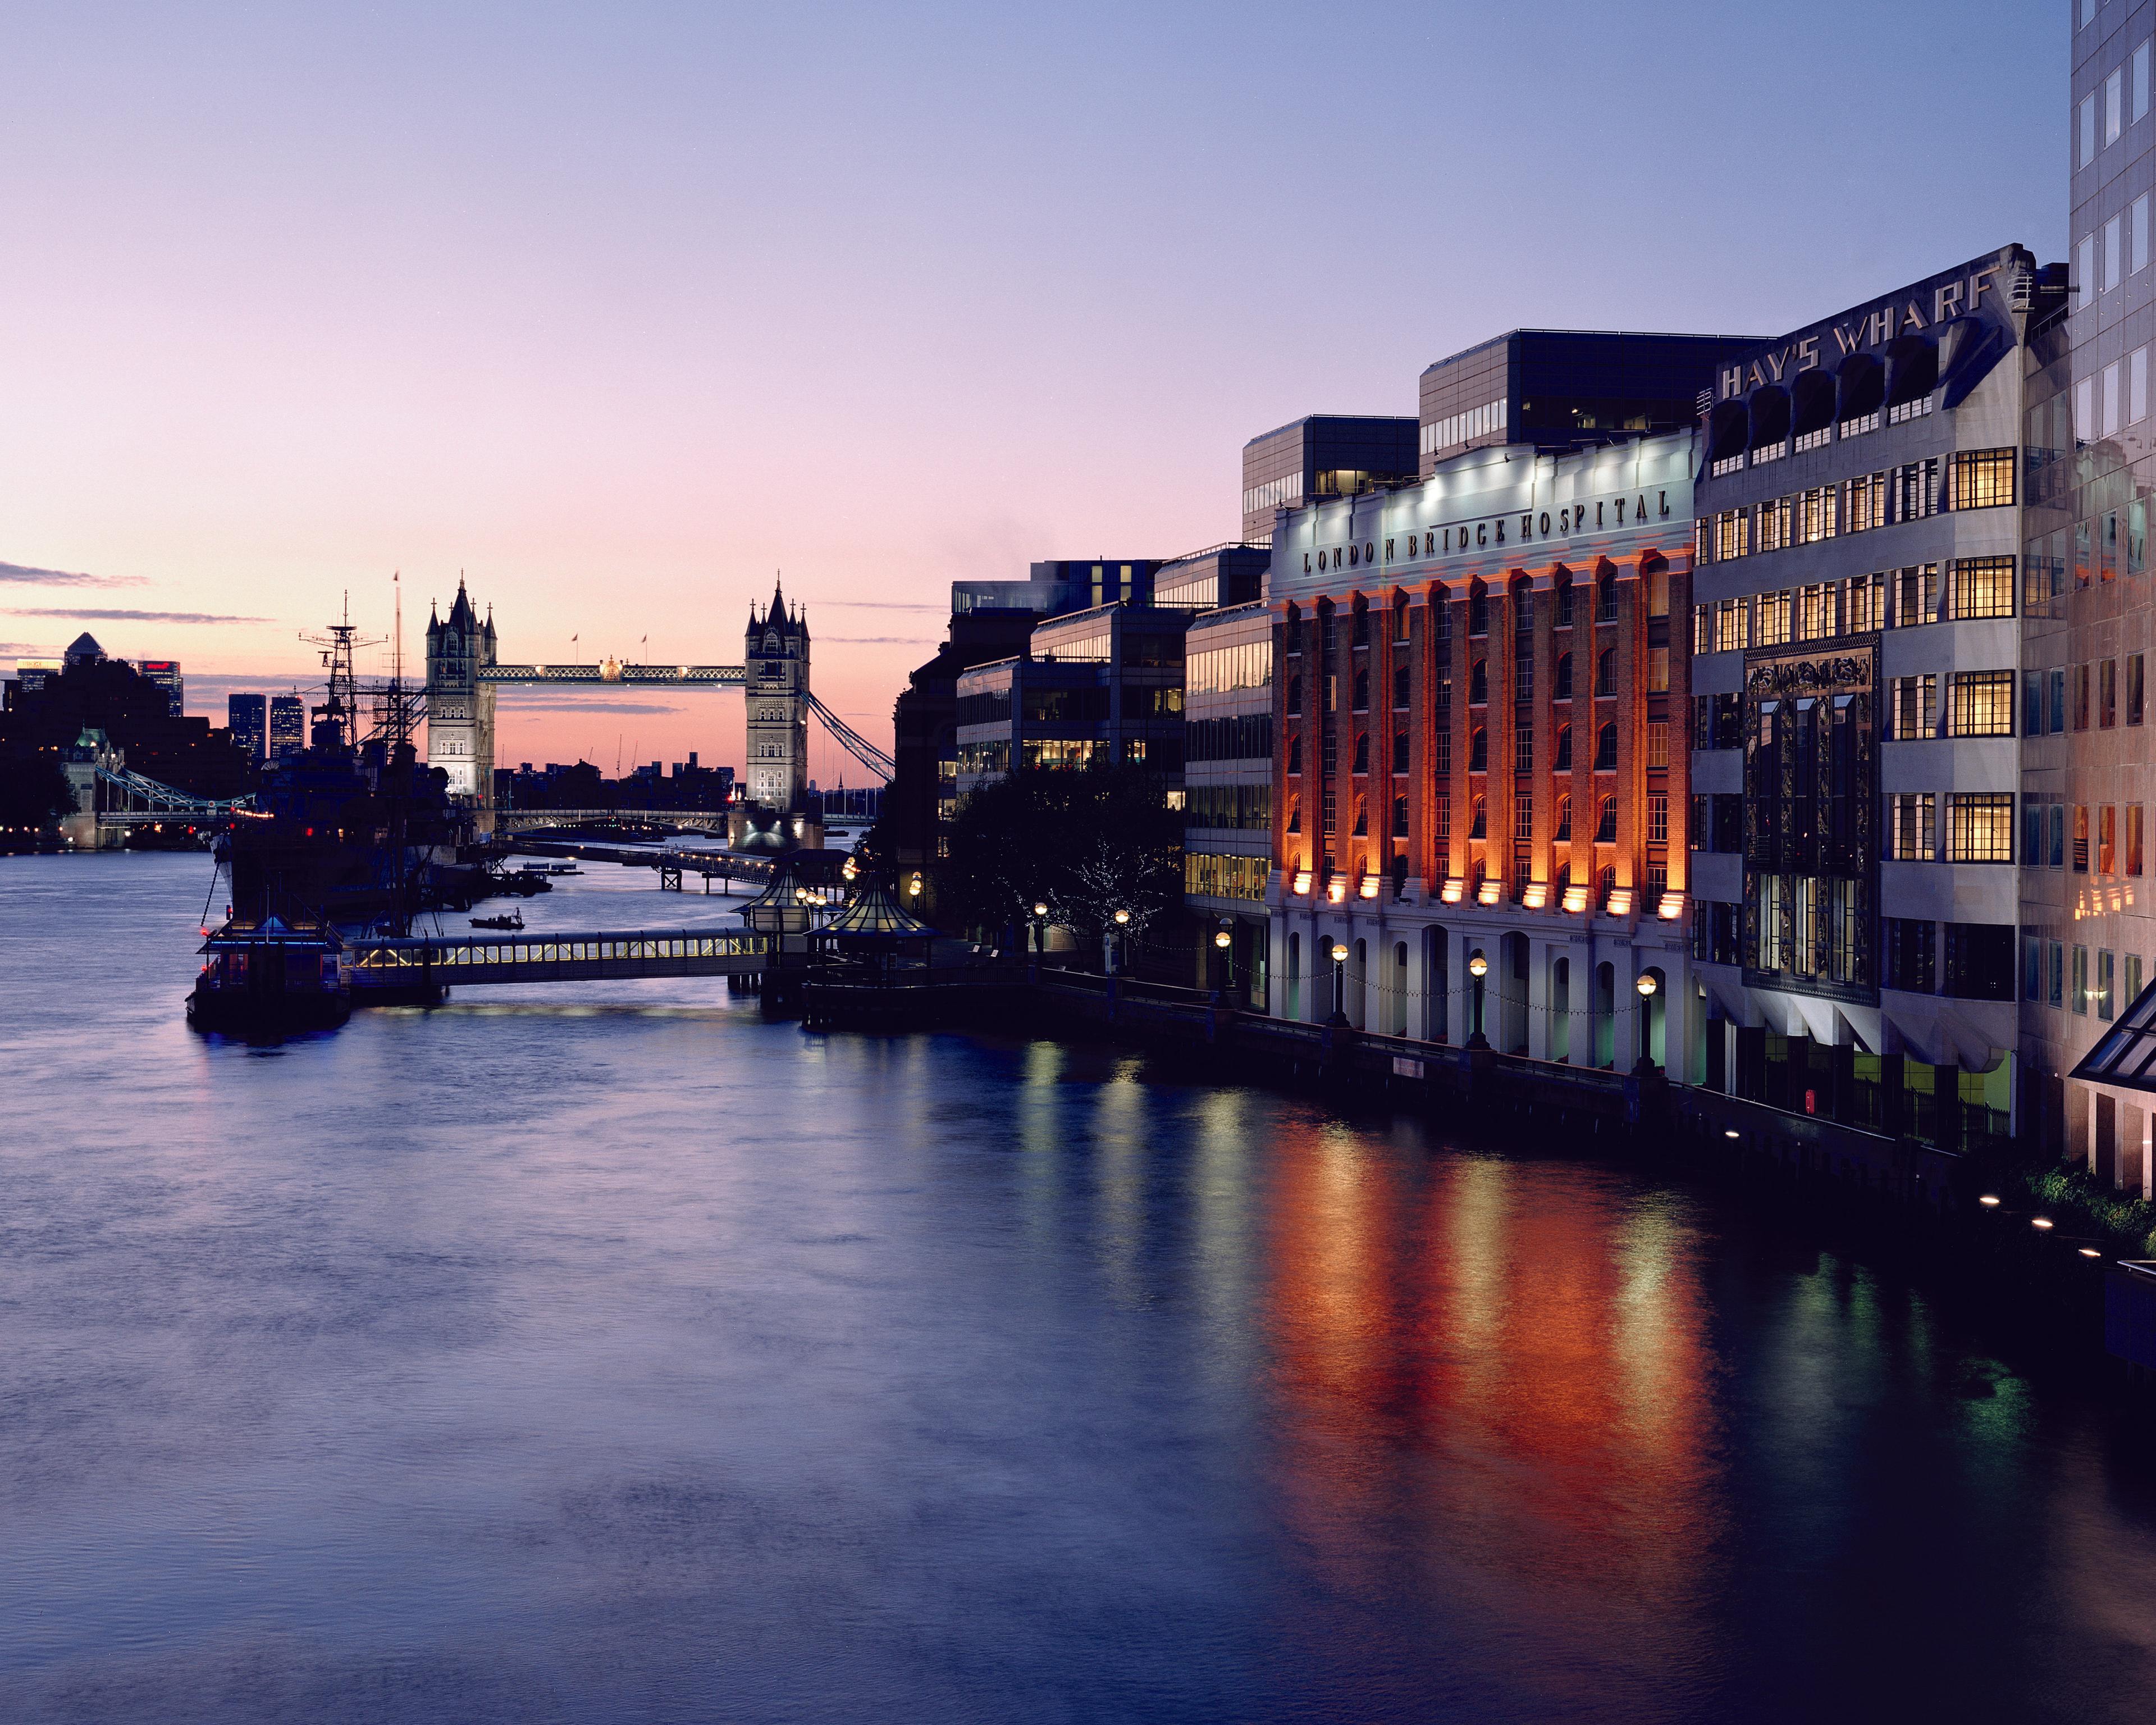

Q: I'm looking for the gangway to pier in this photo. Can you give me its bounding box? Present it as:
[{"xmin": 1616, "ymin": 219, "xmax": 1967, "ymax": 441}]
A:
[{"xmin": 347, "ymin": 927, "xmax": 772, "ymax": 993}]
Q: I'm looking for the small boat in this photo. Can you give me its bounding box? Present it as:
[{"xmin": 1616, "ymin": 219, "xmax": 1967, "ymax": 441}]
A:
[{"xmin": 470, "ymin": 911, "xmax": 525, "ymax": 930}]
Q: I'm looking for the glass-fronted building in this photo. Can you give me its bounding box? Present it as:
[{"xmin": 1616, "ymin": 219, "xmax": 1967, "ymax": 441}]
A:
[
  {"xmin": 952, "ymin": 604, "xmax": 1190, "ymax": 807},
  {"xmin": 227, "ymin": 693, "xmax": 267, "ymax": 763},
  {"xmin": 1182, "ymin": 600, "xmax": 1272, "ymax": 1006},
  {"xmin": 268, "ymin": 694, "xmax": 305, "ymax": 761},
  {"xmin": 1241, "ymin": 416, "xmax": 1418, "ymax": 546},
  {"xmin": 2029, "ymin": 0, "xmax": 2156, "ymax": 1187},
  {"xmin": 1418, "ymin": 331, "xmax": 1762, "ymax": 476}
]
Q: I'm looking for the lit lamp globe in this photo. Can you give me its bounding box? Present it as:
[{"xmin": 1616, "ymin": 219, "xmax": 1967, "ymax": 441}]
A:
[
  {"xmin": 1113, "ymin": 909, "xmax": 1131, "ymax": 927},
  {"xmin": 1468, "ymin": 953, "xmax": 1488, "ymax": 978},
  {"xmin": 1033, "ymin": 902, "xmax": 1049, "ymax": 919},
  {"xmin": 1636, "ymin": 973, "xmax": 1659, "ymax": 998},
  {"xmin": 1332, "ymin": 941, "xmax": 1349, "ymax": 964},
  {"xmin": 1213, "ymin": 928, "xmax": 1232, "ymax": 950}
]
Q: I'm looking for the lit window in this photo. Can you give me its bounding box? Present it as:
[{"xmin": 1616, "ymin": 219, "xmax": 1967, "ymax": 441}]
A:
[
  {"xmin": 1947, "ymin": 671, "xmax": 2015, "ymax": 736},
  {"xmin": 1947, "ymin": 555, "xmax": 2016, "ymax": 618}
]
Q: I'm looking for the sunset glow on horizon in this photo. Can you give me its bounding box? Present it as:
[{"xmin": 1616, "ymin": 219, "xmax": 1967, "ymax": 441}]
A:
[{"xmin": 0, "ymin": 1, "xmax": 2058, "ymax": 774}]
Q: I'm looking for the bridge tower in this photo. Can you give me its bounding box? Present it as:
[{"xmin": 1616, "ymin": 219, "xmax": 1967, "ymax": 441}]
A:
[
  {"xmin": 744, "ymin": 576, "xmax": 810, "ymax": 809},
  {"xmin": 425, "ymin": 578, "xmax": 496, "ymax": 803}
]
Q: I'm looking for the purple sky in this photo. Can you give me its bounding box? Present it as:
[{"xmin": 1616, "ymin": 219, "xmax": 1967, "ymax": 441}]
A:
[{"xmin": 0, "ymin": 1, "xmax": 2066, "ymax": 776}]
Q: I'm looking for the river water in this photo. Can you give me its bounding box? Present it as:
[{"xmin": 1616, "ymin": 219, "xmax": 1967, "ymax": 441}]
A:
[{"xmin": 4, "ymin": 851, "xmax": 2156, "ymax": 1722}]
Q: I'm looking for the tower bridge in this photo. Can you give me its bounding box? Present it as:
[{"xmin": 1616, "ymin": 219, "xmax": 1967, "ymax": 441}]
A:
[{"xmin": 424, "ymin": 574, "xmax": 890, "ymax": 811}]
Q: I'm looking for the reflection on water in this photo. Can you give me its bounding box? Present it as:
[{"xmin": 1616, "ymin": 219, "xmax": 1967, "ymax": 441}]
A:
[{"xmin": 4, "ymin": 854, "xmax": 2156, "ymax": 1723}]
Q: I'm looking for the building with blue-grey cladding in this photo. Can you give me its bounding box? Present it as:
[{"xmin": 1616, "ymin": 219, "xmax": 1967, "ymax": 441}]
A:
[
  {"xmin": 1268, "ymin": 431, "xmax": 1696, "ymax": 1073},
  {"xmin": 1689, "ymin": 244, "xmax": 2064, "ymax": 1156}
]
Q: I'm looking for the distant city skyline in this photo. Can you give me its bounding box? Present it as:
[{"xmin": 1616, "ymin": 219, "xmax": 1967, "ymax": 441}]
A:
[{"xmin": 0, "ymin": 0, "xmax": 2063, "ymax": 770}]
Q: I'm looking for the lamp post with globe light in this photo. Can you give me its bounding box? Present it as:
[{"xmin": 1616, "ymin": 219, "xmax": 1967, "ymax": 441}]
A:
[
  {"xmin": 1466, "ymin": 951, "xmax": 1490, "ymax": 1048},
  {"xmin": 1632, "ymin": 970, "xmax": 1660, "ymax": 1074},
  {"xmin": 1327, "ymin": 938, "xmax": 1350, "ymax": 1026}
]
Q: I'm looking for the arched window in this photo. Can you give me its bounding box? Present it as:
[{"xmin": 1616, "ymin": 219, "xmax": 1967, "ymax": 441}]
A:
[
  {"xmin": 1597, "ymin": 574, "xmax": 1616, "ymax": 622},
  {"xmin": 1468, "ymin": 586, "xmax": 1490, "ymax": 636},
  {"xmin": 1353, "ymin": 797, "xmax": 1368, "ymax": 837},
  {"xmin": 1555, "ymin": 724, "xmax": 1573, "ymax": 771},
  {"xmin": 1556, "ymin": 652, "xmax": 1573, "ymax": 699},
  {"xmin": 1391, "ymin": 855, "xmax": 1408, "ymax": 897},
  {"xmin": 1353, "ymin": 670, "xmax": 1370, "ymax": 711},
  {"xmin": 1287, "ymin": 676, "xmax": 1303, "ymax": 715},
  {"xmin": 1555, "ymin": 859, "xmax": 1571, "ymax": 896},
  {"xmin": 1353, "ymin": 733, "xmax": 1370, "ymax": 773},
  {"xmin": 1470, "ymin": 727, "xmax": 1487, "ymax": 772},
  {"xmin": 1352, "ymin": 601, "xmax": 1370, "ymax": 646},
  {"xmin": 1596, "ymin": 797, "xmax": 1618, "ymax": 842},
  {"xmin": 1392, "ymin": 727, "xmax": 1409, "ymax": 768},
  {"xmin": 1289, "ymin": 737, "xmax": 1302, "ymax": 774},
  {"xmin": 1392, "ymin": 795, "xmax": 1409, "ymax": 836},
  {"xmin": 1393, "ymin": 663, "xmax": 1410, "ymax": 708},
  {"xmin": 1287, "ymin": 796, "xmax": 1301, "ymax": 833},
  {"xmin": 1555, "ymin": 578, "xmax": 1575, "ymax": 627},
  {"xmin": 1284, "ymin": 604, "xmax": 1302, "ymax": 652},
  {"xmin": 1555, "ymin": 794, "xmax": 1572, "ymax": 840},
  {"xmin": 1596, "ymin": 650, "xmax": 1616, "ymax": 697},
  {"xmin": 1598, "ymin": 862, "xmax": 1618, "ymax": 902},
  {"xmin": 1470, "ymin": 795, "xmax": 1487, "ymax": 838},
  {"xmin": 1595, "ymin": 723, "xmax": 1618, "ymax": 770},
  {"xmin": 1470, "ymin": 659, "xmax": 1488, "ymax": 704}
]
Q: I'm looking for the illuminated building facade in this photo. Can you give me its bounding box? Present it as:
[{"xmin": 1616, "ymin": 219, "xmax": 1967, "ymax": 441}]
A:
[
  {"xmin": 1691, "ymin": 248, "xmax": 2058, "ymax": 1150},
  {"xmin": 1268, "ymin": 431, "xmax": 1695, "ymax": 1072}
]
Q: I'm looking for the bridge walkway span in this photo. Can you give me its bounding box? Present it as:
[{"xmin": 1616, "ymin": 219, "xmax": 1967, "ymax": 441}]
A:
[{"xmin": 350, "ymin": 928, "xmax": 773, "ymax": 992}]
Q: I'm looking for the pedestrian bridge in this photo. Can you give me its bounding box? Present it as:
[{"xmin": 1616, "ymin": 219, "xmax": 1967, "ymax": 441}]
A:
[{"xmin": 348, "ymin": 928, "xmax": 771, "ymax": 992}]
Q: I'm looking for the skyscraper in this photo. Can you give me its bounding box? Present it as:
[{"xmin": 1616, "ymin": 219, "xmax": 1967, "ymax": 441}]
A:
[
  {"xmin": 227, "ymin": 693, "xmax": 267, "ymax": 762},
  {"xmin": 268, "ymin": 694, "xmax": 305, "ymax": 760},
  {"xmin": 138, "ymin": 660, "xmax": 183, "ymax": 718}
]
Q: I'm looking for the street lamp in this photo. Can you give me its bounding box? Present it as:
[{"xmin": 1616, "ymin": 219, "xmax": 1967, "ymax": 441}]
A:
[
  {"xmin": 1466, "ymin": 951, "xmax": 1490, "ymax": 1048},
  {"xmin": 1031, "ymin": 901, "xmax": 1049, "ymax": 955},
  {"xmin": 1106, "ymin": 906, "xmax": 1131, "ymax": 976},
  {"xmin": 1327, "ymin": 937, "xmax": 1350, "ymax": 1026},
  {"xmin": 1633, "ymin": 970, "xmax": 1660, "ymax": 1075}
]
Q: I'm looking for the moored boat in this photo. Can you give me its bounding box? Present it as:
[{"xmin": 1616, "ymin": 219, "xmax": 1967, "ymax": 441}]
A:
[{"xmin": 187, "ymin": 914, "xmax": 351, "ymax": 1034}]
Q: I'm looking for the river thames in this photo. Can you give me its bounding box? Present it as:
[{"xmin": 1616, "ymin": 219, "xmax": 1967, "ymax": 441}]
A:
[{"xmin": 4, "ymin": 851, "xmax": 2156, "ymax": 1722}]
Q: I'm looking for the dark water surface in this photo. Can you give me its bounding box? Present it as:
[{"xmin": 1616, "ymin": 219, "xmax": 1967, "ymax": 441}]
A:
[{"xmin": 6, "ymin": 852, "xmax": 2156, "ymax": 1722}]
